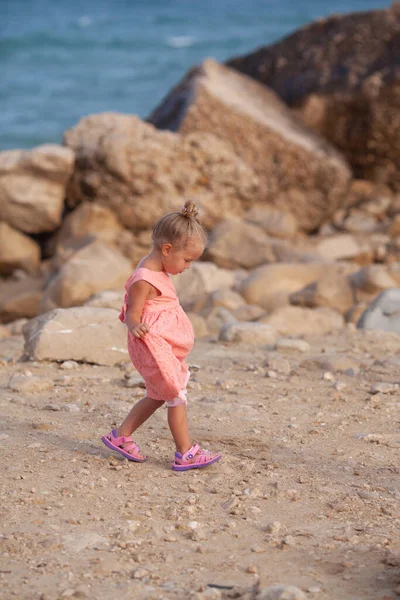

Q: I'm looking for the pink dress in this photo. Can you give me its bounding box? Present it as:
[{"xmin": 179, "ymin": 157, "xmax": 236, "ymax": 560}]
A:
[{"xmin": 119, "ymin": 268, "xmax": 194, "ymax": 406}]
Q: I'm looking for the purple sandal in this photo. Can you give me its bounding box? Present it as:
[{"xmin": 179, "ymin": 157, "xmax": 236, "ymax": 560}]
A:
[
  {"xmin": 172, "ymin": 443, "xmax": 221, "ymax": 471},
  {"xmin": 101, "ymin": 429, "xmax": 146, "ymax": 462}
]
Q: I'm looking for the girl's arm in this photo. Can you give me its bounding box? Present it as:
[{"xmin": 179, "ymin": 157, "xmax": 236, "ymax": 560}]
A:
[{"xmin": 125, "ymin": 280, "xmax": 152, "ymax": 338}]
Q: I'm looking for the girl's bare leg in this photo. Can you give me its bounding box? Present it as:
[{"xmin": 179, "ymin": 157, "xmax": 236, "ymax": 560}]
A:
[
  {"xmin": 168, "ymin": 403, "xmax": 191, "ymax": 455},
  {"xmin": 118, "ymin": 396, "xmax": 164, "ymax": 438}
]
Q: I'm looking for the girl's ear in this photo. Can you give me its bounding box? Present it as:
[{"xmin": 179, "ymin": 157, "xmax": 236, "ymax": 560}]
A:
[{"xmin": 161, "ymin": 243, "xmax": 172, "ymax": 256}]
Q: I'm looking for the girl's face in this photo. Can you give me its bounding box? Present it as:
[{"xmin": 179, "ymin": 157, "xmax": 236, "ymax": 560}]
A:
[{"xmin": 161, "ymin": 238, "xmax": 205, "ymax": 275}]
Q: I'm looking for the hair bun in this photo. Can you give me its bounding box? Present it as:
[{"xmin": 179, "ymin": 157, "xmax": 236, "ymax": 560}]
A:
[{"xmin": 180, "ymin": 200, "xmax": 199, "ymax": 219}]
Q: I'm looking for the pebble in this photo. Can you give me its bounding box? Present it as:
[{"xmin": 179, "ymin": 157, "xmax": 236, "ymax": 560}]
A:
[
  {"xmin": 131, "ymin": 568, "xmax": 149, "ymax": 579},
  {"xmin": 265, "ymin": 521, "xmax": 282, "ymax": 535},
  {"xmin": 60, "ymin": 360, "xmax": 79, "ymax": 370},
  {"xmin": 63, "ymin": 404, "xmax": 81, "ymax": 412},
  {"xmin": 323, "ymin": 372, "xmax": 335, "ymax": 381},
  {"xmin": 246, "ymin": 565, "xmax": 258, "ymax": 574},
  {"xmin": 283, "ymin": 535, "xmax": 296, "ymax": 546},
  {"xmin": 251, "ymin": 546, "xmax": 265, "ymax": 554},
  {"xmin": 256, "ymin": 585, "xmax": 306, "ymax": 600},
  {"xmin": 125, "ymin": 376, "xmax": 146, "ymax": 389},
  {"xmin": 276, "ymin": 339, "xmax": 310, "ymax": 353},
  {"xmin": 370, "ymin": 382, "xmax": 399, "ymax": 395},
  {"xmin": 191, "ymin": 529, "xmax": 207, "ymax": 542},
  {"xmin": 44, "ymin": 404, "xmax": 61, "ymax": 411},
  {"xmin": 193, "ymin": 589, "xmax": 222, "ymax": 600}
]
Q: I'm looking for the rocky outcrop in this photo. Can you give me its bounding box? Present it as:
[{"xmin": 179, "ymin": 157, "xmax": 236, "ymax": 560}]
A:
[
  {"xmin": 148, "ymin": 59, "xmax": 351, "ymax": 231},
  {"xmin": 227, "ymin": 4, "xmax": 400, "ymax": 189},
  {"xmin": 0, "ymin": 144, "xmax": 74, "ymax": 233},
  {"xmin": 64, "ymin": 113, "xmax": 259, "ymax": 231}
]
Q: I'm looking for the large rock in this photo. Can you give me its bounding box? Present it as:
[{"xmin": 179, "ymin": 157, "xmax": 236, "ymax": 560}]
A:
[
  {"xmin": 227, "ymin": 4, "xmax": 400, "ymax": 189},
  {"xmin": 40, "ymin": 240, "xmax": 132, "ymax": 312},
  {"xmin": 48, "ymin": 201, "xmax": 142, "ymax": 267},
  {"xmin": 206, "ymin": 218, "xmax": 276, "ymax": 269},
  {"xmin": 0, "ymin": 277, "xmax": 44, "ymax": 323},
  {"xmin": 64, "ymin": 113, "xmax": 259, "ymax": 230},
  {"xmin": 261, "ymin": 306, "xmax": 344, "ymax": 336},
  {"xmin": 0, "ymin": 222, "xmax": 41, "ymax": 275},
  {"xmin": 54, "ymin": 202, "xmax": 124, "ymax": 249},
  {"xmin": 148, "ymin": 59, "xmax": 351, "ymax": 231},
  {"xmin": 84, "ymin": 290, "xmax": 125, "ymax": 310},
  {"xmin": 172, "ymin": 262, "xmax": 236, "ymax": 311},
  {"xmin": 351, "ymin": 264, "xmax": 399, "ymax": 300},
  {"xmin": 290, "ymin": 272, "xmax": 355, "ymax": 314},
  {"xmin": 357, "ymin": 288, "xmax": 400, "ymax": 333},
  {"xmin": 240, "ymin": 262, "xmax": 353, "ymax": 312},
  {"xmin": 315, "ymin": 234, "xmax": 372, "ymax": 262},
  {"xmin": 0, "ymin": 144, "xmax": 74, "ymax": 233},
  {"xmin": 23, "ymin": 307, "xmax": 128, "ymax": 366}
]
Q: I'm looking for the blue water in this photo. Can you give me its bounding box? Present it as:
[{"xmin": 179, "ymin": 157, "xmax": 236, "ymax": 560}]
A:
[{"xmin": 0, "ymin": 0, "xmax": 391, "ymax": 150}]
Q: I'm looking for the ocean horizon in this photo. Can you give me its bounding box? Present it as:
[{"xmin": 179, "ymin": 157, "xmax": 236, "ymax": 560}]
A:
[{"xmin": 1, "ymin": 0, "xmax": 391, "ymax": 150}]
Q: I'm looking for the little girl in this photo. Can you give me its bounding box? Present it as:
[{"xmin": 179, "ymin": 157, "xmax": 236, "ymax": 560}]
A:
[{"xmin": 102, "ymin": 200, "xmax": 221, "ymax": 471}]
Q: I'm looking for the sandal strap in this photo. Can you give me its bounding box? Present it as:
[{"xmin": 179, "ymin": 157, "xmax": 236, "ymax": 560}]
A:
[
  {"xmin": 183, "ymin": 443, "xmax": 200, "ymax": 461},
  {"xmin": 109, "ymin": 431, "xmax": 142, "ymax": 458}
]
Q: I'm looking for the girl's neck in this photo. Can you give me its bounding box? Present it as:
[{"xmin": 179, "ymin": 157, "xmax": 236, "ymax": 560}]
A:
[{"xmin": 138, "ymin": 247, "xmax": 165, "ymax": 272}]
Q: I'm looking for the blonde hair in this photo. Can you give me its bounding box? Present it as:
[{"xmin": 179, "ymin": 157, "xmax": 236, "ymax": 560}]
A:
[{"xmin": 152, "ymin": 200, "xmax": 208, "ymax": 249}]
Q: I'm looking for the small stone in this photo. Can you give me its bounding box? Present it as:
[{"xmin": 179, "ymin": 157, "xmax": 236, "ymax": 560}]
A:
[
  {"xmin": 60, "ymin": 360, "xmax": 79, "ymax": 370},
  {"xmin": 251, "ymin": 546, "xmax": 265, "ymax": 553},
  {"xmin": 44, "ymin": 404, "xmax": 61, "ymax": 411},
  {"xmin": 63, "ymin": 404, "xmax": 81, "ymax": 412},
  {"xmin": 370, "ymin": 382, "xmax": 399, "ymax": 395},
  {"xmin": 256, "ymin": 585, "xmax": 306, "ymax": 600},
  {"xmin": 283, "ymin": 535, "xmax": 296, "ymax": 546},
  {"xmin": 276, "ymin": 338, "xmax": 310, "ymax": 353},
  {"xmin": 247, "ymin": 565, "xmax": 258, "ymax": 574},
  {"xmin": 131, "ymin": 568, "xmax": 149, "ymax": 579},
  {"xmin": 127, "ymin": 521, "xmax": 141, "ymax": 533},
  {"xmin": 125, "ymin": 376, "xmax": 145, "ymax": 389},
  {"xmin": 323, "ymin": 372, "xmax": 335, "ymax": 381},
  {"xmin": 191, "ymin": 528, "xmax": 207, "ymax": 542},
  {"xmin": 265, "ymin": 521, "xmax": 281, "ymax": 535},
  {"xmin": 307, "ymin": 587, "xmax": 322, "ymax": 594},
  {"xmin": 266, "ymin": 370, "xmax": 278, "ymax": 379}
]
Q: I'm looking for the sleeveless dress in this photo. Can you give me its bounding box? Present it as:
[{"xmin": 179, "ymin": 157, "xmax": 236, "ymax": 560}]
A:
[{"xmin": 119, "ymin": 268, "xmax": 194, "ymax": 406}]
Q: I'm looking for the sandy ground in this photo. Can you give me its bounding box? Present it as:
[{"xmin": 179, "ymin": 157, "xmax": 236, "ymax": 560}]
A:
[{"xmin": 1, "ymin": 327, "xmax": 400, "ymax": 600}]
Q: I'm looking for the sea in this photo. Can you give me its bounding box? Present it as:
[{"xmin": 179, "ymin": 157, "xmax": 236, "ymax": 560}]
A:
[{"xmin": 0, "ymin": 0, "xmax": 391, "ymax": 151}]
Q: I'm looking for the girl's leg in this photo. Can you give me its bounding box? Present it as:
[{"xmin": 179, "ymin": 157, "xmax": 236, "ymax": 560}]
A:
[
  {"xmin": 118, "ymin": 396, "xmax": 164, "ymax": 437},
  {"xmin": 167, "ymin": 403, "xmax": 191, "ymax": 455}
]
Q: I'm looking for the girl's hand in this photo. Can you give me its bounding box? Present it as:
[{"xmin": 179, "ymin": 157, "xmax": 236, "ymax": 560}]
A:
[{"xmin": 130, "ymin": 323, "xmax": 149, "ymax": 339}]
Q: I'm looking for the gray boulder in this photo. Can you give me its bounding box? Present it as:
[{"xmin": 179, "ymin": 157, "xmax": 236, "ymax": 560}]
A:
[{"xmin": 357, "ymin": 288, "xmax": 400, "ymax": 334}]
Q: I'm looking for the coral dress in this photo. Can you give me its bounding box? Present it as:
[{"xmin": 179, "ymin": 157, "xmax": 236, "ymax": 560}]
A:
[{"xmin": 119, "ymin": 268, "xmax": 194, "ymax": 406}]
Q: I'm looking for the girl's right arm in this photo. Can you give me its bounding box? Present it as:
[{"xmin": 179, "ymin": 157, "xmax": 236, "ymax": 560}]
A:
[{"xmin": 125, "ymin": 280, "xmax": 152, "ymax": 338}]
